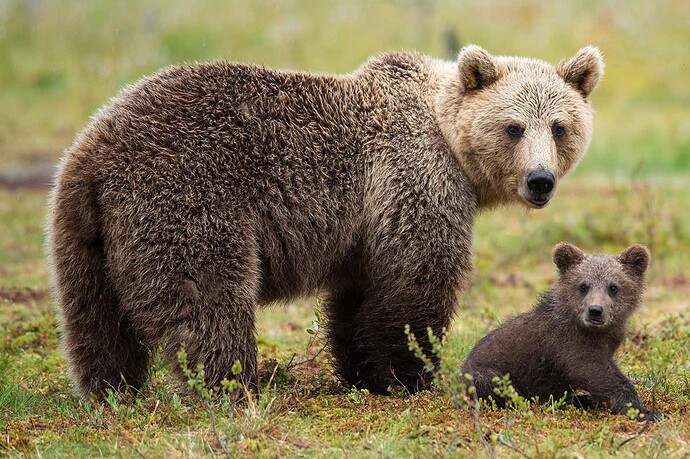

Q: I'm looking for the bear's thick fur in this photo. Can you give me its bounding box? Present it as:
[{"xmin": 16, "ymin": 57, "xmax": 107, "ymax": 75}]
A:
[
  {"xmin": 462, "ymin": 243, "xmax": 662, "ymax": 420},
  {"xmin": 48, "ymin": 46, "xmax": 603, "ymax": 397}
]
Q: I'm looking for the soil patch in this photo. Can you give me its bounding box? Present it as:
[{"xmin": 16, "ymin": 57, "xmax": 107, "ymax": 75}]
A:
[
  {"xmin": 0, "ymin": 166, "xmax": 55, "ymax": 190},
  {"xmin": 0, "ymin": 288, "xmax": 50, "ymax": 305}
]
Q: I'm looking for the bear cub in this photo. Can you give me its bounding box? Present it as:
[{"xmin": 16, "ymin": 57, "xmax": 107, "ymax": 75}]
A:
[{"xmin": 462, "ymin": 243, "xmax": 662, "ymax": 421}]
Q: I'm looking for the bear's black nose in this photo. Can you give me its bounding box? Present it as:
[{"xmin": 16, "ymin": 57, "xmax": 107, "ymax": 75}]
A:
[
  {"xmin": 527, "ymin": 170, "xmax": 555, "ymax": 195},
  {"xmin": 588, "ymin": 305, "xmax": 603, "ymax": 317}
]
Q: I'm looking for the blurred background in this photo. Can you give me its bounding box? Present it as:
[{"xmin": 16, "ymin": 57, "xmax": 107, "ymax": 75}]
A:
[{"xmin": 0, "ymin": 0, "xmax": 688, "ymax": 178}]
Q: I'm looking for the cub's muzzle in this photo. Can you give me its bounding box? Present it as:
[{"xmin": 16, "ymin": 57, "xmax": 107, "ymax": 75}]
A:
[{"xmin": 585, "ymin": 305, "xmax": 606, "ymax": 327}]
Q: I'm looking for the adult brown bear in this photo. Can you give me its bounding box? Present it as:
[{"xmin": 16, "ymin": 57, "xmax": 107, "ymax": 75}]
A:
[{"xmin": 48, "ymin": 46, "xmax": 603, "ymax": 398}]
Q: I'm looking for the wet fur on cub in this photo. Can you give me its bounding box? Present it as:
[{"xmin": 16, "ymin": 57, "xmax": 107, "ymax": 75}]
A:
[{"xmin": 462, "ymin": 243, "xmax": 663, "ymax": 421}]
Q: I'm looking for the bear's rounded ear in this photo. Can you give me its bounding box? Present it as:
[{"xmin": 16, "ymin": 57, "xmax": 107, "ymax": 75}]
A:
[
  {"xmin": 457, "ymin": 45, "xmax": 498, "ymax": 92},
  {"xmin": 618, "ymin": 244, "xmax": 650, "ymax": 278},
  {"xmin": 557, "ymin": 46, "xmax": 604, "ymax": 98},
  {"xmin": 553, "ymin": 242, "xmax": 585, "ymax": 273}
]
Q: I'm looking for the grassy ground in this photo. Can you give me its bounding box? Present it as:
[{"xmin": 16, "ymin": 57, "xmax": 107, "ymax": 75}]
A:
[
  {"xmin": 1, "ymin": 178, "xmax": 689, "ymax": 458},
  {"xmin": 1, "ymin": 0, "xmax": 689, "ymax": 457}
]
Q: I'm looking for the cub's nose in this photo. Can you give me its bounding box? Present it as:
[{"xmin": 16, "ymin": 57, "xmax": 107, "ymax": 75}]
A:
[
  {"xmin": 588, "ymin": 305, "xmax": 604, "ymax": 317},
  {"xmin": 527, "ymin": 170, "xmax": 555, "ymax": 195}
]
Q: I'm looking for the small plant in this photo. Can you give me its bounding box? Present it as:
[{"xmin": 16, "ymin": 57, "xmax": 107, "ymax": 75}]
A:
[
  {"xmin": 347, "ymin": 386, "xmax": 369, "ymax": 406},
  {"xmin": 405, "ymin": 326, "xmax": 531, "ymax": 459},
  {"xmin": 177, "ymin": 343, "xmax": 244, "ymax": 458},
  {"xmin": 306, "ymin": 299, "xmax": 323, "ymax": 341},
  {"xmin": 305, "ymin": 298, "xmax": 325, "ymax": 360},
  {"xmin": 403, "ymin": 324, "xmax": 441, "ymax": 376},
  {"xmin": 287, "ymin": 298, "xmax": 327, "ymax": 371},
  {"xmin": 490, "ymin": 374, "xmax": 532, "ymax": 414}
]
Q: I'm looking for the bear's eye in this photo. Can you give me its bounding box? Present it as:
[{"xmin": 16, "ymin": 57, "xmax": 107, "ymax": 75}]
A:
[
  {"xmin": 608, "ymin": 284, "xmax": 619, "ymax": 295},
  {"xmin": 552, "ymin": 124, "xmax": 566, "ymax": 139},
  {"xmin": 507, "ymin": 125, "xmax": 524, "ymax": 138},
  {"xmin": 579, "ymin": 283, "xmax": 589, "ymax": 294}
]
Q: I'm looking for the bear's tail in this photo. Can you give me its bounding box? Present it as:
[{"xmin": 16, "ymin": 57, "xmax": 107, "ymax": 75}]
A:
[{"xmin": 48, "ymin": 150, "xmax": 147, "ymax": 398}]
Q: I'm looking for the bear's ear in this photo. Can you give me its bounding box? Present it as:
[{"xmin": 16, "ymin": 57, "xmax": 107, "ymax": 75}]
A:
[
  {"xmin": 618, "ymin": 244, "xmax": 650, "ymax": 278},
  {"xmin": 553, "ymin": 242, "xmax": 585, "ymax": 273},
  {"xmin": 557, "ymin": 46, "xmax": 604, "ymax": 98},
  {"xmin": 457, "ymin": 45, "xmax": 498, "ymax": 92}
]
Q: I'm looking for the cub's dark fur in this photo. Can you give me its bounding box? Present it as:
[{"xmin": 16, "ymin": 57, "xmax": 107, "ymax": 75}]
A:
[{"xmin": 462, "ymin": 243, "xmax": 662, "ymax": 420}]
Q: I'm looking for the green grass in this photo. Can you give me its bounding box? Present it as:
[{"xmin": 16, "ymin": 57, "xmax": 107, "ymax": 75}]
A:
[
  {"xmin": 1, "ymin": 179, "xmax": 689, "ymax": 458},
  {"xmin": 0, "ymin": 0, "xmax": 689, "ymax": 174}
]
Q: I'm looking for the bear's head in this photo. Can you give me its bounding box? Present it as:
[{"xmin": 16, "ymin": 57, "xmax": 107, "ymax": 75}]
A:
[
  {"xmin": 436, "ymin": 46, "xmax": 604, "ymax": 209},
  {"xmin": 551, "ymin": 242, "xmax": 650, "ymax": 333}
]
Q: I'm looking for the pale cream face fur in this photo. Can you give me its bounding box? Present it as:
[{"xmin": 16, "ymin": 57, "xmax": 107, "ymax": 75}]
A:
[{"xmin": 436, "ymin": 46, "xmax": 604, "ymax": 209}]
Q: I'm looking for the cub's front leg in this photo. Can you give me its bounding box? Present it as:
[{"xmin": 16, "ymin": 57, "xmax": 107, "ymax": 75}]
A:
[{"xmin": 573, "ymin": 361, "xmax": 663, "ymax": 421}]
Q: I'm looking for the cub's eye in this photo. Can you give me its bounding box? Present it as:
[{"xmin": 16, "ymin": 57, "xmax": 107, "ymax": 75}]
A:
[
  {"xmin": 608, "ymin": 284, "xmax": 619, "ymax": 295},
  {"xmin": 507, "ymin": 125, "xmax": 524, "ymax": 138},
  {"xmin": 552, "ymin": 124, "xmax": 566, "ymax": 139},
  {"xmin": 579, "ymin": 283, "xmax": 589, "ymax": 294}
]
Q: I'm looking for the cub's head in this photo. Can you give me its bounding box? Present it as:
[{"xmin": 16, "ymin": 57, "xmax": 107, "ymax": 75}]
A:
[
  {"xmin": 551, "ymin": 243, "xmax": 650, "ymax": 332},
  {"xmin": 436, "ymin": 46, "xmax": 603, "ymax": 208}
]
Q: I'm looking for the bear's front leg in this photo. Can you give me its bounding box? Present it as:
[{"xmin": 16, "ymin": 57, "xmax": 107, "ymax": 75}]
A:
[
  {"xmin": 573, "ymin": 362, "xmax": 663, "ymax": 421},
  {"xmin": 347, "ymin": 299, "xmax": 447, "ymax": 394},
  {"xmin": 605, "ymin": 366, "xmax": 664, "ymax": 421},
  {"xmin": 350, "ymin": 167, "xmax": 475, "ymax": 394},
  {"xmin": 344, "ymin": 267, "xmax": 463, "ymax": 395}
]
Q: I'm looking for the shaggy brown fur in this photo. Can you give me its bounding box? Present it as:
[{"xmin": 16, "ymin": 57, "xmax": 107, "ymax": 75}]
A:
[
  {"xmin": 462, "ymin": 243, "xmax": 662, "ymax": 421},
  {"xmin": 48, "ymin": 46, "xmax": 603, "ymax": 398}
]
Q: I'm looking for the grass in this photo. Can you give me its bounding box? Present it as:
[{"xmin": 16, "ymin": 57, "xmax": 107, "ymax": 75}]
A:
[
  {"xmin": 1, "ymin": 177, "xmax": 689, "ymax": 458},
  {"xmin": 1, "ymin": 0, "xmax": 689, "ymax": 457}
]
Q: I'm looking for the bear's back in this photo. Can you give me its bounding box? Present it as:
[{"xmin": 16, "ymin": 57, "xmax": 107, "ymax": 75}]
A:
[{"xmin": 63, "ymin": 54, "xmax": 451, "ymax": 302}]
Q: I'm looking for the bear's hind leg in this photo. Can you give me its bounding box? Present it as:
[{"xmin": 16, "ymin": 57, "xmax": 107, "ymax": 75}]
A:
[
  {"xmin": 161, "ymin": 257, "xmax": 261, "ymax": 392},
  {"xmin": 169, "ymin": 304, "xmax": 259, "ymax": 392},
  {"xmin": 50, "ymin": 170, "xmax": 149, "ymax": 398},
  {"xmin": 61, "ymin": 288, "xmax": 149, "ymax": 398}
]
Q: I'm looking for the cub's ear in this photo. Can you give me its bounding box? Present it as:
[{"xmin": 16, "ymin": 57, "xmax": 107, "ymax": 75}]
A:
[
  {"xmin": 556, "ymin": 46, "xmax": 604, "ymax": 98},
  {"xmin": 619, "ymin": 244, "xmax": 650, "ymax": 278},
  {"xmin": 553, "ymin": 242, "xmax": 585, "ymax": 273},
  {"xmin": 457, "ymin": 45, "xmax": 498, "ymax": 92}
]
